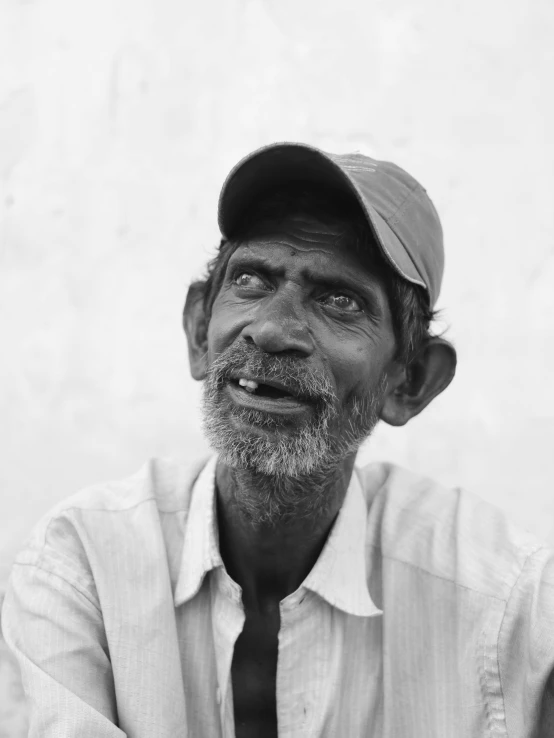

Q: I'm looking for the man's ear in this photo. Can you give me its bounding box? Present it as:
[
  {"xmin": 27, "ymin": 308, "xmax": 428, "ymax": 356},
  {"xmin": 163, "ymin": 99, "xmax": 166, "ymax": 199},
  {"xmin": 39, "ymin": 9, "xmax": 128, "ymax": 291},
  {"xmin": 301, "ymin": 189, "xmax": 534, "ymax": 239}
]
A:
[
  {"xmin": 380, "ymin": 338, "xmax": 457, "ymax": 427},
  {"xmin": 183, "ymin": 281, "xmax": 209, "ymax": 381}
]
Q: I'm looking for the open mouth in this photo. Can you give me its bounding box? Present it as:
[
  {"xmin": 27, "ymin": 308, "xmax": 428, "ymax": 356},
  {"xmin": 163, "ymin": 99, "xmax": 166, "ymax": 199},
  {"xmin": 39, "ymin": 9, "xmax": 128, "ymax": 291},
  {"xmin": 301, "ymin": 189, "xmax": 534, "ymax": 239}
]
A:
[
  {"xmin": 235, "ymin": 377, "xmax": 297, "ymax": 400},
  {"xmin": 226, "ymin": 376, "xmax": 310, "ymax": 415}
]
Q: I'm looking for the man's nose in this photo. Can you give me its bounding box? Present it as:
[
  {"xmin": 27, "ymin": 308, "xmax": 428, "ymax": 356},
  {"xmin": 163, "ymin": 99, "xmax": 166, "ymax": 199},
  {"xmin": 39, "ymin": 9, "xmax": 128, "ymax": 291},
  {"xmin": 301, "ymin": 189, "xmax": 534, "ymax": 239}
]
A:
[{"xmin": 241, "ymin": 290, "xmax": 314, "ymax": 355}]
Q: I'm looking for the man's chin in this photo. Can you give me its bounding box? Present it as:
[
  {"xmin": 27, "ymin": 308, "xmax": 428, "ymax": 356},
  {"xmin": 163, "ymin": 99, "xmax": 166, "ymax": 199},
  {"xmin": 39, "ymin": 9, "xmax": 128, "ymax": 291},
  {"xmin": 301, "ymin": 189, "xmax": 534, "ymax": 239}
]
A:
[{"xmin": 205, "ymin": 424, "xmax": 330, "ymax": 479}]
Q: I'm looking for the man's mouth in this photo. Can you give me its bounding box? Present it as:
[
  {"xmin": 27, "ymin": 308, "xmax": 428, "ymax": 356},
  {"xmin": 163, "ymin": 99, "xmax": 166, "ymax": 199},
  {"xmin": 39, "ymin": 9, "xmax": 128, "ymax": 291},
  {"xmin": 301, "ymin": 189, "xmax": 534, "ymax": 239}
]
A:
[
  {"xmin": 226, "ymin": 376, "xmax": 312, "ymax": 415},
  {"xmin": 236, "ymin": 377, "xmax": 298, "ymax": 400}
]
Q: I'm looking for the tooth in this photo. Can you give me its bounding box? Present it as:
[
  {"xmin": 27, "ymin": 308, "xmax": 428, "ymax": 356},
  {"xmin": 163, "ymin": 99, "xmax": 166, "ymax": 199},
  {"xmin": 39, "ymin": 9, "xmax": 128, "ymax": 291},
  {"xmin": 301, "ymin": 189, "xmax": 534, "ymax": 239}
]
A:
[{"xmin": 238, "ymin": 378, "xmax": 258, "ymax": 393}]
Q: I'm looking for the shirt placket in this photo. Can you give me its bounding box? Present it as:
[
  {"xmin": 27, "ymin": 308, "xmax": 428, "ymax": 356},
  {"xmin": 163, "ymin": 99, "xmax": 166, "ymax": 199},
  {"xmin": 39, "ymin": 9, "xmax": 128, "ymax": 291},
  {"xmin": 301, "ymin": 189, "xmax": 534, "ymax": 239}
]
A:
[
  {"xmin": 277, "ymin": 590, "xmax": 333, "ymax": 738},
  {"xmin": 210, "ymin": 567, "xmax": 245, "ymax": 738}
]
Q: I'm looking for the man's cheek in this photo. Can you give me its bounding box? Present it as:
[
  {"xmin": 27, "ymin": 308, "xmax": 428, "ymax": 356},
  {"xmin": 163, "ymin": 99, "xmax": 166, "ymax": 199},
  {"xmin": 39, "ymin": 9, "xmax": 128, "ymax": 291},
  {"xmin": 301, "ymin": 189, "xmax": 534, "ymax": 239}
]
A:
[{"xmin": 208, "ymin": 318, "xmax": 244, "ymax": 355}]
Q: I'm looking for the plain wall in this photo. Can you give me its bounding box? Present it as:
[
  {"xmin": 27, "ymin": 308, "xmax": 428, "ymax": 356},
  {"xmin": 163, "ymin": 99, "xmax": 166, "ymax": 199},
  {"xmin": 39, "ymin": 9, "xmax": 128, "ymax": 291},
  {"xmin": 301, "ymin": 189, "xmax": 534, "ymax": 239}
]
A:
[{"xmin": 1, "ymin": 0, "xmax": 554, "ymax": 590}]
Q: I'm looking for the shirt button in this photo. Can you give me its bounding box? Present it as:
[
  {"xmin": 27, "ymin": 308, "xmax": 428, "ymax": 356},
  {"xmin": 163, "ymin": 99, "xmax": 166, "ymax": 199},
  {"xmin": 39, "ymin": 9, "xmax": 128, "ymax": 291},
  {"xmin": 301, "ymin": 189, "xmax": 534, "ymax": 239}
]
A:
[{"xmin": 216, "ymin": 687, "xmax": 222, "ymax": 705}]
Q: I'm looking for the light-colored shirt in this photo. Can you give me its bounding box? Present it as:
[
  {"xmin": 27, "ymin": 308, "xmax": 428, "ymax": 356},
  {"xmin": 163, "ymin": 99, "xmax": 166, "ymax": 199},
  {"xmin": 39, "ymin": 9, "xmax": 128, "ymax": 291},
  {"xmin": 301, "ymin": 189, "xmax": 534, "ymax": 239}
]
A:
[{"xmin": 2, "ymin": 455, "xmax": 554, "ymax": 737}]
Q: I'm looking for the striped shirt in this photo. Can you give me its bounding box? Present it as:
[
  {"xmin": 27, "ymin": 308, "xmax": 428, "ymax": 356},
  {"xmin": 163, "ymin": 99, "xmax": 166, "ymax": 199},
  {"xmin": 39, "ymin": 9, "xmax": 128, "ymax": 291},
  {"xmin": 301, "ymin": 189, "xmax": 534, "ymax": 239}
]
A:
[{"xmin": 2, "ymin": 454, "xmax": 554, "ymax": 737}]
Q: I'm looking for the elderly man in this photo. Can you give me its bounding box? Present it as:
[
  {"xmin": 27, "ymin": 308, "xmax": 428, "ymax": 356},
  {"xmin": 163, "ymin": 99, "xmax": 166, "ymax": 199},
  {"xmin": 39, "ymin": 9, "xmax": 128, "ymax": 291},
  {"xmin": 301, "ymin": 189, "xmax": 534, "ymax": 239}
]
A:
[{"xmin": 2, "ymin": 143, "xmax": 554, "ymax": 737}]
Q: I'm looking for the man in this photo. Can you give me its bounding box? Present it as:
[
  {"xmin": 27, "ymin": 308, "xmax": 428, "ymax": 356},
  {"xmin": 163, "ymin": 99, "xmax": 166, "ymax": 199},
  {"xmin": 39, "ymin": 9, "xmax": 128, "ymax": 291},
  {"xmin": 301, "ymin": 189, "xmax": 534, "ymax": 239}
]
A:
[{"xmin": 2, "ymin": 142, "xmax": 554, "ymax": 737}]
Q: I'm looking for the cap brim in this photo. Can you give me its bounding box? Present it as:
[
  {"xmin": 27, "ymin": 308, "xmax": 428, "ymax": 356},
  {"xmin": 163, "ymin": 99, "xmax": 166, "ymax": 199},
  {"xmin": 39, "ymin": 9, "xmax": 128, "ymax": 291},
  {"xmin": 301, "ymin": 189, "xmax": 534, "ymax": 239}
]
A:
[{"xmin": 217, "ymin": 142, "xmax": 426, "ymax": 294}]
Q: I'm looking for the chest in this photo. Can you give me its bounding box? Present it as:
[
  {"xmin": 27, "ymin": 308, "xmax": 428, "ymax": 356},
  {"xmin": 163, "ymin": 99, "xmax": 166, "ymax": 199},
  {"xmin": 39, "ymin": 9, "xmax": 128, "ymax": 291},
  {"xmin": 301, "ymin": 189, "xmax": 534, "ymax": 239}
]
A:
[{"xmin": 231, "ymin": 606, "xmax": 280, "ymax": 738}]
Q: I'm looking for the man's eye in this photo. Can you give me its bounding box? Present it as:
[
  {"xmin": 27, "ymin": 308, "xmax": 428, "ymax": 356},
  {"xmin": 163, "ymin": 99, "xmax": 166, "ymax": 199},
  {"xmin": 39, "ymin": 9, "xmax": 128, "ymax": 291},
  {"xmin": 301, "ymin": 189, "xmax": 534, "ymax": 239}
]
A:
[
  {"xmin": 233, "ymin": 272, "xmax": 266, "ymax": 289},
  {"xmin": 321, "ymin": 293, "xmax": 362, "ymax": 312}
]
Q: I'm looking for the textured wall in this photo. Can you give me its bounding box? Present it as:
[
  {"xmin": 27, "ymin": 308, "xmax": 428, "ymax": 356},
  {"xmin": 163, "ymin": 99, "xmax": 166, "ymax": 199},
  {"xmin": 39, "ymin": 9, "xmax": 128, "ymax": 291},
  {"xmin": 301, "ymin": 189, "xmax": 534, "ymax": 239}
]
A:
[{"xmin": 1, "ymin": 0, "xmax": 554, "ymax": 598}]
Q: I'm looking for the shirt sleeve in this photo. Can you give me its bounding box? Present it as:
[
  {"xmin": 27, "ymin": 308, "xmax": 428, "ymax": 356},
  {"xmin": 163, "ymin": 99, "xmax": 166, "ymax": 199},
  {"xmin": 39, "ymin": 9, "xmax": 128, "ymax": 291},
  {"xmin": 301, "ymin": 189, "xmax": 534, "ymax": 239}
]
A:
[
  {"xmin": 1, "ymin": 560, "xmax": 126, "ymax": 737},
  {"xmin": 537, "ymin": 670, "xmax": 554, "ymax": 737},
  {"xmin": 534, "ymin": 552, "xmax": 554, "ymax": 737},
  {"xmin": 499, "ymin": 546, "xmax": 554, "ymax": 736}
]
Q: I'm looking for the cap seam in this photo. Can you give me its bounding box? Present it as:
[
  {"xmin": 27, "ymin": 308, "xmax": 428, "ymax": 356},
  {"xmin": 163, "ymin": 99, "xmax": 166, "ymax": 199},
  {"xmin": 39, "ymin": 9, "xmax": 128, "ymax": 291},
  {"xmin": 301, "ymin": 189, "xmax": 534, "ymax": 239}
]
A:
[{"xmin": 385, "ymin": 181, "xmax": 422, "ymax": 228}]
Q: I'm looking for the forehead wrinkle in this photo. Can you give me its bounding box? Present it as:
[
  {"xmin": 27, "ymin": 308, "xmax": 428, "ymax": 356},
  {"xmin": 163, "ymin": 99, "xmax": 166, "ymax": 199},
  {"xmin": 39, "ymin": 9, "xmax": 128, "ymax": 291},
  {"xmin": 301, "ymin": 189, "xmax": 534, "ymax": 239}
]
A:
[
  {"xmin": 292, "ymin": 221, "xmax": 346, "ymax": 238},
  {"xmin": 242, "ymin": 239, "xmax": 343, "ymax": 263},
  {"xmin": 245, "ymin": 229, "xmax": 346, "ymax": 255},
  {"xmin": 289, "ymin": 231, "xmax": 347, "ymax": 247}
]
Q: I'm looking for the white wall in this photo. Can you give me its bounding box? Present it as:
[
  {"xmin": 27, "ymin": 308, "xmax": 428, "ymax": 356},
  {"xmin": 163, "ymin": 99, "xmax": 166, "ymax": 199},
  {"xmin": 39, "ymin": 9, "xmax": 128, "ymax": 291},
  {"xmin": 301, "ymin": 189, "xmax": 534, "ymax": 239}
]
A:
[{"xmin": 1, "ymin": 0, "xmax": 554, "ymax": 588}]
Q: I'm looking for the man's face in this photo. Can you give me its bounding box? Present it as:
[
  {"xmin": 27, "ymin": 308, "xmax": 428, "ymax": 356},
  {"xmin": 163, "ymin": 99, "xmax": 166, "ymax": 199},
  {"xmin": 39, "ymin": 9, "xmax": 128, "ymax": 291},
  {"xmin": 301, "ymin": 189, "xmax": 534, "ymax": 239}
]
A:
[{"xmin": 201, "ymin": 213, "xmax": 398, "ymax": 479}]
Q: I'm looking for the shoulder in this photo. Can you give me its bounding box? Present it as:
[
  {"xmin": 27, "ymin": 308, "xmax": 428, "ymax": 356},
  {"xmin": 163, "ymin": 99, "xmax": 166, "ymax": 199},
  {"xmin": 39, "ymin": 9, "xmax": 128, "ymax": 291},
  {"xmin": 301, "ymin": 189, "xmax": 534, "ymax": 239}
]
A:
[
  {"xmin": 356, "ymin": 461, "xmax": 551, "ymax": 601},
  {"xmin": 12, "ymin": 455, "xmax": 210, "ymax": 580},
  {"xmin": 52, "ymin": 455, "xmax": 209, "ymax": 517}
]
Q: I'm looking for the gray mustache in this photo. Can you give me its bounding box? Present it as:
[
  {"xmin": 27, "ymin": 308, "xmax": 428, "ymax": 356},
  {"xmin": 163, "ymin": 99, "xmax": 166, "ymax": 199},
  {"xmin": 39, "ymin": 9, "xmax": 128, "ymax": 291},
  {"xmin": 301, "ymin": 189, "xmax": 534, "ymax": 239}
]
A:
[{"xmin": 207, "ymin": 343, "xmax": 337, "ymax": 405}]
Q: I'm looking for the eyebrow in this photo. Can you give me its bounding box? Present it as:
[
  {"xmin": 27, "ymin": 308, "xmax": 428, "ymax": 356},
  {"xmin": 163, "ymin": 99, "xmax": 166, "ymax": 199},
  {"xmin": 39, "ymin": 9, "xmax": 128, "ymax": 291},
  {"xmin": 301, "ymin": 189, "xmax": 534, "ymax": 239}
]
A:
[{"xmin": 228, "ymin": 252, "xmax": 386, "ymax": 312}]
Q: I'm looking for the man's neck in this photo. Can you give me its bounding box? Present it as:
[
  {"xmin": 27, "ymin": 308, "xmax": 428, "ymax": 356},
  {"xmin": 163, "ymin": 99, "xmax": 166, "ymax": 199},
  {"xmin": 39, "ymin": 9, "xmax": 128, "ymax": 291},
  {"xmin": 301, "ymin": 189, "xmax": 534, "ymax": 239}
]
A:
[{"xmin": 215, "ymin": 455, "xmax": 356, "ymax": 612}]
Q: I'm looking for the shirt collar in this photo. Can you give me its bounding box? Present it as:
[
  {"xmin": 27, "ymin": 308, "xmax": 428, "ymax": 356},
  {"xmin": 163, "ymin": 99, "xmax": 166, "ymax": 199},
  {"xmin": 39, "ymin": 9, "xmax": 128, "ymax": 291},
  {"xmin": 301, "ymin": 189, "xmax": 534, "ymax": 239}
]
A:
[
  {"xmin": 302, "ymin": 468, "xmax": 382, "ymax": 617},
  {"xmin": 175, "ymin": 457, "xmax": 382, "ymax": 618},
  {"xmin": 174, "ymin": 456, "xmax": 221, "ymax": 607}
]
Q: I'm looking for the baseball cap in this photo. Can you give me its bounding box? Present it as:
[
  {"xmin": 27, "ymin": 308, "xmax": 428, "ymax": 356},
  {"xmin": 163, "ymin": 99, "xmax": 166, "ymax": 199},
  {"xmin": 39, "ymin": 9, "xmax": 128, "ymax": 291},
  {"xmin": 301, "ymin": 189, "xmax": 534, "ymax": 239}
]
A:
[{"xmin": 217, "ymin": 142, "xmax": 444, "ymax": 307}]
